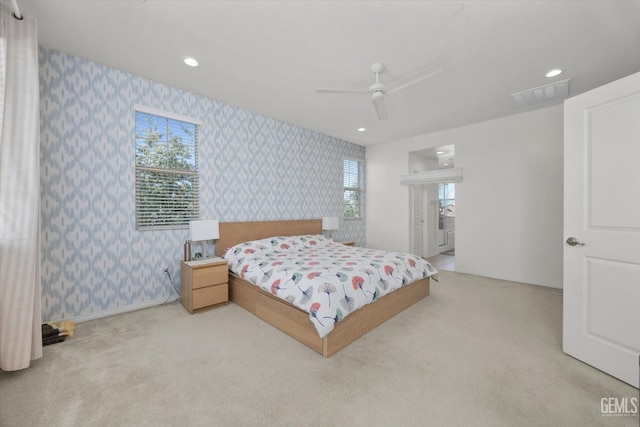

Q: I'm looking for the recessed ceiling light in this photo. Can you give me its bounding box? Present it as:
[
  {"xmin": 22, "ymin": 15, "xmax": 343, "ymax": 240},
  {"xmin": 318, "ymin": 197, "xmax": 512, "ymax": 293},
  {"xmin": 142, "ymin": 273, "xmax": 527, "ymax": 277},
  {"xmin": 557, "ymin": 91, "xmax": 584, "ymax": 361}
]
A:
[
  {"xmin": 436, "ymin": 151, "xmax": 445, "ymax": 154},
  {"xmin": 443, "ymin": 163, "xmax": 449, "ymax": 166},
  {"xmin": 184, "ymin": 57, "xmax": 199, "ymax": 67},
  {"xmin": 545, "ymin": 69, "xmax": 562, "ymax": 78},
  {"xmin": 357, "ymin": 128, "xmax": 366, "ymax": 132}
]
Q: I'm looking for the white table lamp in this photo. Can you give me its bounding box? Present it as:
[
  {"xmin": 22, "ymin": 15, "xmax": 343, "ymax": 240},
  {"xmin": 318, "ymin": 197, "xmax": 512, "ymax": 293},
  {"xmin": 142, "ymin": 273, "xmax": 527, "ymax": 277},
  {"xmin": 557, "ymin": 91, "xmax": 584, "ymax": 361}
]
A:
[
  {"xmin": 189, "ymin": 219, "xmax": 220, "ymax": 259},
  {"xmin": 322, "ymin": 216, "xmax": 339, "ymax": 239}
]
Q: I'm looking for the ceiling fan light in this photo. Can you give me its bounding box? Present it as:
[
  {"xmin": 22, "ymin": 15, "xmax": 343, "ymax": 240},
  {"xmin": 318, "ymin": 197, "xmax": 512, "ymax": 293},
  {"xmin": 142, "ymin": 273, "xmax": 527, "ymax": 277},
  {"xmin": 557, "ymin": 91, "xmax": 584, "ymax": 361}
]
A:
[{"xmin": 371, "ymin": 91, "xmax": 384, "ymax": 101}]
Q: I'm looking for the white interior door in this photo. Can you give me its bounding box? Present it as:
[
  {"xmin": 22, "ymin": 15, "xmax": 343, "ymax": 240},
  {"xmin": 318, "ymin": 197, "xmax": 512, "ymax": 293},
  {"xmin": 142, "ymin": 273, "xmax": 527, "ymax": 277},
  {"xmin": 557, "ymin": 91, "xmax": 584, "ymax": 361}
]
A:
[
  {"xmin": 563, "ymin": 71, "xmax": 640, "ymax": 388},
  {"xmin": 411, "ymin": 185, "xmax": 424, "ymax": 257}
]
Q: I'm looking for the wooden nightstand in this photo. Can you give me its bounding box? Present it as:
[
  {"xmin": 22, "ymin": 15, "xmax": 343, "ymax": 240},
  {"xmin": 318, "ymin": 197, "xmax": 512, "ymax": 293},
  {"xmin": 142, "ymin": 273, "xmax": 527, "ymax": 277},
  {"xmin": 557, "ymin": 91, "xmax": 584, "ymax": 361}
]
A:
[
  {"xmin": 341, "ymin": 241, "xmax": 355, "ymax": 246},
  {"xmin": 180, "ymin": 258, "xmax": 228, "ymax": 313}
]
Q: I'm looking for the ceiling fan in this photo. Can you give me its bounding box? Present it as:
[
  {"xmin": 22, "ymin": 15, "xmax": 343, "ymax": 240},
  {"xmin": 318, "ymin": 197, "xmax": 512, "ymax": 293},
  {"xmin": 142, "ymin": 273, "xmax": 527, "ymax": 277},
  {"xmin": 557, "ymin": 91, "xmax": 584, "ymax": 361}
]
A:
[{"xmin": 315, "ymin": 62, "xmax": 443, "ymax": 120}]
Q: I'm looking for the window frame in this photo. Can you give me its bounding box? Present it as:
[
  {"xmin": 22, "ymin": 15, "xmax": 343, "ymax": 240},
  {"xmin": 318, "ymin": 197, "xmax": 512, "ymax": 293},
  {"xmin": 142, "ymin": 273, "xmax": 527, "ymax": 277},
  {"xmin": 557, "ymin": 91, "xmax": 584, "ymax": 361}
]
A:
[
  {"xmin": 343, "ymin": 158, "xmax": 364, "ymax": 220},
  {"xmin": 134, "ymin": 105, "xmax": 202, "ymax": 231}
]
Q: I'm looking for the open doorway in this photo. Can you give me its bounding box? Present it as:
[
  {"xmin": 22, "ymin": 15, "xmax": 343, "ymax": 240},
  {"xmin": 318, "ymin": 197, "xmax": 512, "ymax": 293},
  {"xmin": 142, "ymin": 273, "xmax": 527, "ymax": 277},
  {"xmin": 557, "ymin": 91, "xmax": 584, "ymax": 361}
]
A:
[
  {"xmin": 438, "ymin": 182, "xmax": 455, "ymax": 255},
  {"xmin": 432, "ymin": 182, "xmax": 456, "ymax": 271},
  {"xmin": 407, "ymin": 145, "xmax": 456, "ymax": 271}
]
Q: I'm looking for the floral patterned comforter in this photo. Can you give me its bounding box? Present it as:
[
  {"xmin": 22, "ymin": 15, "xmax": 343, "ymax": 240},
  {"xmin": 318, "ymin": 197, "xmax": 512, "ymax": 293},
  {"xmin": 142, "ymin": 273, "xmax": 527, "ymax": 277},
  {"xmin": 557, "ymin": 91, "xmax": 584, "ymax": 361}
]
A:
[{"xmin": 223, "ymin": 235, "xmax": 439, "ymax": 338}]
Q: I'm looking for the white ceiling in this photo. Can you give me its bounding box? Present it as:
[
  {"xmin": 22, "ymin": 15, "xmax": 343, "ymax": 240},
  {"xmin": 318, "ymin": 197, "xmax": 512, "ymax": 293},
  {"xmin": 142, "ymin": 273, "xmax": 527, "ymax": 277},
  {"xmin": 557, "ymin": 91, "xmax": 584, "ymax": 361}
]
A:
[{"xmin": 13, "ymin": 0, "xmax": 640, "ymax": 146}]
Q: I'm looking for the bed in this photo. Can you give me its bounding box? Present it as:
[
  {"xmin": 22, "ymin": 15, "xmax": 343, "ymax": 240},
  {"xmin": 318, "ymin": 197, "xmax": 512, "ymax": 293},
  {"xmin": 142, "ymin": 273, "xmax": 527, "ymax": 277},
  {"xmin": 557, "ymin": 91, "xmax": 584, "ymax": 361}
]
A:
[{"xmin": 216, "ymin": 219, "xmax": 437, "ymax": 357}]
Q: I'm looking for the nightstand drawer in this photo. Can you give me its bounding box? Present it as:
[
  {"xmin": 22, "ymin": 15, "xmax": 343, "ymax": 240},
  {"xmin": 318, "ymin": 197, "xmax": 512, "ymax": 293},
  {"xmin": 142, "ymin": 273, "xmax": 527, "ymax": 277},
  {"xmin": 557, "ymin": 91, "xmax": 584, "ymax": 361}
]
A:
[
  {"xmin": 181, "ymin": 258, "xmax": 229, "ymax": 313},
  {"xmin": 192, "ymin": 284, "xmax": 228, "ymax": 310},
  {"xmin": 193, "ymin": 266, "xmax": 227, "ymax": 289}
]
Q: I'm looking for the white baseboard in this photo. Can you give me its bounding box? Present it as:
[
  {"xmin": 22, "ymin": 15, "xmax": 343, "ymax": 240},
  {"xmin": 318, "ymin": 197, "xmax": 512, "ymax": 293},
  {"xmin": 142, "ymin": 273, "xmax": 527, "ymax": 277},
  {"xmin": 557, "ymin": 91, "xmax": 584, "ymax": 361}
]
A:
[{"xmin": 65, "ymin": 295, "xmax": 180, "ymax": 324}]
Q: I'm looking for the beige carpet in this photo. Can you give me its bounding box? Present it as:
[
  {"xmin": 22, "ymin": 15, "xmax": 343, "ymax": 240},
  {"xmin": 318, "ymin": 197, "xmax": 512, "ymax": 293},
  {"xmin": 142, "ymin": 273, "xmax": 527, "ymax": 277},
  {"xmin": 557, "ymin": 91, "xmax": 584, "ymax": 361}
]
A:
[{"xmin": 1, "ymin": 271, "xmax": 637, "ymax": 427}]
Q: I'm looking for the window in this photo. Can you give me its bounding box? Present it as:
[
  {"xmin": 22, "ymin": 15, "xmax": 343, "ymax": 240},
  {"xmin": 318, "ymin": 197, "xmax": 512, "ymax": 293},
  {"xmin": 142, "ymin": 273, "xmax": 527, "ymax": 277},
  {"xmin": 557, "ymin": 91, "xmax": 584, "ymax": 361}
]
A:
[
  {"xmin": 343, "ymin": 159, "xmax": 363, "ymax": 219},
  {"xmin": 135, "ymin": 107, "xmax": 200, "ymax": 229}
]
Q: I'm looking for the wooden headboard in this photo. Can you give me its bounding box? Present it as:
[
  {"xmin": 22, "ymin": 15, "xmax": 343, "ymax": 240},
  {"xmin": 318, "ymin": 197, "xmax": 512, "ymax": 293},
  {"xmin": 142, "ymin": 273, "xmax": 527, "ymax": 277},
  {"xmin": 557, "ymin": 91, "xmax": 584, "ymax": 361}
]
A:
[{"xmin": 216, "ymin": 219, "xmax": 322, "ymax": 257}]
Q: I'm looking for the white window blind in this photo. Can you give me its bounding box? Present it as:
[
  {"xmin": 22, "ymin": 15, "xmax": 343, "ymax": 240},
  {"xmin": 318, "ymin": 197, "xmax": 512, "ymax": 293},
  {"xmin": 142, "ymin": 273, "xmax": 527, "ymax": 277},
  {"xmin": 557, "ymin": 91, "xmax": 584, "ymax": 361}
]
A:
[
  {"xmin": 343, "ymin": 159, "xmax": 362, "ymax": 219},
  {"xmin": 135, "ymin": 108, "xmax": 200, "ymax": 230}
]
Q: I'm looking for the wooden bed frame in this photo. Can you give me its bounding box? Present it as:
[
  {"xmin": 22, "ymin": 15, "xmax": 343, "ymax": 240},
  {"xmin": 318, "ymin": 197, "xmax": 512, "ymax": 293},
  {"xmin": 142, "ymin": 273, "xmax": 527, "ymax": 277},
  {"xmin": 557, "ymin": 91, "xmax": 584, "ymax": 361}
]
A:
[{"xmin": 216, "ymin": 219, "xmax": 430, "ymax": 357}]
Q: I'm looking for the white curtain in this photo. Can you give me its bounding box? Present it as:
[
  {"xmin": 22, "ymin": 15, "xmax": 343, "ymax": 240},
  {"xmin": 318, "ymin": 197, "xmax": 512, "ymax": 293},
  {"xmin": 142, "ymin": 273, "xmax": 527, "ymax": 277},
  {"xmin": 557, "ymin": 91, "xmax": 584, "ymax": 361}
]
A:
[{"xmin": 0, "ymin": 4, "xmax": 42, "ymax": 371}]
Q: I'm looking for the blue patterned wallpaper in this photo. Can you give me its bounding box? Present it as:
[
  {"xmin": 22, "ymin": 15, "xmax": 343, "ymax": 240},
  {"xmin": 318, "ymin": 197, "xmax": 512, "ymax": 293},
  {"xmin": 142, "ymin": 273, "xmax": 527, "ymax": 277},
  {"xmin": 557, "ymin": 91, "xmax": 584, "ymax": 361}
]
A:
[{"xmin": 39, "ymin": 48, "xmax": 365, "ymax": 322}]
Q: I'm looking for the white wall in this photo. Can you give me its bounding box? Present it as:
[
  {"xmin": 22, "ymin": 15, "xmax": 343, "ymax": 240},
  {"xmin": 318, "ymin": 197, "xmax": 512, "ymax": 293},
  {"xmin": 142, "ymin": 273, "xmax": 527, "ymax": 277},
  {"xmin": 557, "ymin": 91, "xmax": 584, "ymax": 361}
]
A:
[{"xmin": 366, "ymin": 105, "xmax": 563, "ymax": 288}]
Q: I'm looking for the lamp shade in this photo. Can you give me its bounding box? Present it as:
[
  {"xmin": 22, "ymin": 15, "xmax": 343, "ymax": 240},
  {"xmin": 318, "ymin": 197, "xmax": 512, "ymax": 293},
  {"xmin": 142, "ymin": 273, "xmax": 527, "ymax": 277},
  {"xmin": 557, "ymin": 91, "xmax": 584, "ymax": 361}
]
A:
[
  {"xmin": 189, "ymin": 220, "xmax": 219, "ymax": 241},
  {"xmin": 322, "ymin": 217, "xmax": 339, "ymax": 231}
]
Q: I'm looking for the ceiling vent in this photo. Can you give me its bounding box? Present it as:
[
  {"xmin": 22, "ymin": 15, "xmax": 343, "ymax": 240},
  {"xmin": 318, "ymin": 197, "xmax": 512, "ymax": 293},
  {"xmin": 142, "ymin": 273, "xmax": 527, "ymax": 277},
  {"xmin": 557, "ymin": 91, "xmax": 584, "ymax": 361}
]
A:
[{"xmin": 509, "ymin": 79, "xmax": 570, "ymax": 108}]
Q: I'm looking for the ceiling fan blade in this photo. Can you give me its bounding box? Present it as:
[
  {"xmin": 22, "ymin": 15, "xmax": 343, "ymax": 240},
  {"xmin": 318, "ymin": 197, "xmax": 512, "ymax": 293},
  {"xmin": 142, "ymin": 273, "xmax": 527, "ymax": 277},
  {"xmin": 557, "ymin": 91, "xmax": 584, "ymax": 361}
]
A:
[
  {"xmin": 385, "ymin": 65, "xmax": 444, "ymax": 94},
  {"xmin": 315, "ymin": 88, "xmax": 370, "ymax": 95},
  {"xmin": 372, "ymin": 96, "xmax": 388, "ymax": 120}
]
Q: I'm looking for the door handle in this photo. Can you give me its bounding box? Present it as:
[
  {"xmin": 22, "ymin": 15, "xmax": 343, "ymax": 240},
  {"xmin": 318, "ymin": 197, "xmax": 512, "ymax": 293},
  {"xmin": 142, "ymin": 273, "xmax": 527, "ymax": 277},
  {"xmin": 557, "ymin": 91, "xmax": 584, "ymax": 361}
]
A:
[{"xmin": 566, "ymin": 237, "xmax": 585, "ymax": 246}]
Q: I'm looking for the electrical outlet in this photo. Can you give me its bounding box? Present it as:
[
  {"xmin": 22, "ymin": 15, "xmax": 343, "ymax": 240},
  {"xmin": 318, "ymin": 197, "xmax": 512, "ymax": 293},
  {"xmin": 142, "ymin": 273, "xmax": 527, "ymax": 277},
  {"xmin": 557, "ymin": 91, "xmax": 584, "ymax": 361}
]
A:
[{"xmin": 163, "ymin": 267, "xmax": 169, "ymax": 273}]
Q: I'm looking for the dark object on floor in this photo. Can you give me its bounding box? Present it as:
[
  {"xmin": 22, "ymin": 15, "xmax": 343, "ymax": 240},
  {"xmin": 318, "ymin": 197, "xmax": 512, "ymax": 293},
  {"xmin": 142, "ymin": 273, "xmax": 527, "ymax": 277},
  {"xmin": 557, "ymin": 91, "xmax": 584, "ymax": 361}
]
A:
[
  {"xmin": 41, "ymin": 321, "xmax": 75, "ymax": 346},
  {"xmin": 41, "ymin": 324, "xmax": 59, "ymax": 339},
  {"xmin": 43, "ymin": 335, "xmax": 66, "ymax": 346},
  {"xmin": 42, "ymin": 324, "xmax": 66, "ymax": 346},
  {"xmin": 441, "ymin": 249, "xmax": 455, "ymax": 256}
]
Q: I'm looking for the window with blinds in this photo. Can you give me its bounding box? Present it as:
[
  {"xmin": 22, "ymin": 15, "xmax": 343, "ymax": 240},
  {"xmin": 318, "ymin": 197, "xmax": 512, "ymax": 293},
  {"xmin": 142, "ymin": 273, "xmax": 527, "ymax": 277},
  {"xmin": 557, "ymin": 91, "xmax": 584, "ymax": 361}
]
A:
[
  {"xmin": 135, "ymin": 108, "xmax": 200, "ymax": 230},
  {"xmin": 343, "ymin": 159, "xmax": 362, "ymax": 219}
]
